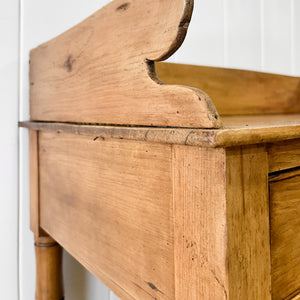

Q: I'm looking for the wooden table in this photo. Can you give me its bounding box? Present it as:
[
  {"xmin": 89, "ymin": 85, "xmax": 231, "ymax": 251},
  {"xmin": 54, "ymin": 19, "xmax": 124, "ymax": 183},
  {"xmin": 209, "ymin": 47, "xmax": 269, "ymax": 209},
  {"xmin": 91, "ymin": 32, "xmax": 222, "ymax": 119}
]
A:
[{"xmin": 20, "ymin": 0, "xmax": 300, "ymax": 299}]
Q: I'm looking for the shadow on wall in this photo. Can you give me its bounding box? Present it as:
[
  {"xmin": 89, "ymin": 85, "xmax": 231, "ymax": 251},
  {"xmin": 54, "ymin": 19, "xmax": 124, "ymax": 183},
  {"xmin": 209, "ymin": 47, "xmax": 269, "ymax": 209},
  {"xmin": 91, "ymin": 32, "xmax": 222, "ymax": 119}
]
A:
[
  {"xmin": 63, "ymin": 251, "xmax": 88, "ymax": 300},
  {"xmin": 63, "ymin": 250, "xmax": 114, "ymax": 300}
]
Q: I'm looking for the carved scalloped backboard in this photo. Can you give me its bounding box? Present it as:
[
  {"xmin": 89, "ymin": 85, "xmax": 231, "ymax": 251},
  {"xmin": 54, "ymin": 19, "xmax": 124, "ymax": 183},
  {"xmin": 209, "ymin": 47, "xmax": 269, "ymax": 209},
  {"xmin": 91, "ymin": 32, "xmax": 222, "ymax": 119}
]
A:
[{"xmin": 30, "ymin": 0, "xmax": 221, "ymax": 128}]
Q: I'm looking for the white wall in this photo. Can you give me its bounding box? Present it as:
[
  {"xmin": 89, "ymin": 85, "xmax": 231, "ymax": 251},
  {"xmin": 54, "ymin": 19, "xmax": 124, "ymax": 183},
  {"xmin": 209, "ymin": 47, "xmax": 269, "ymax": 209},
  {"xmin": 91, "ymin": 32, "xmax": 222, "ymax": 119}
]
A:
[
  {"xmin": 173, "ymin": 0, "xmax": 299, "ymax": 75},
  {"xmin": 2, "ymin": 0, "xmax": 297, "ymax": 299},
  {"xmin": 0, "ymin": 0, "xmax": 19, "ymax": 298}
]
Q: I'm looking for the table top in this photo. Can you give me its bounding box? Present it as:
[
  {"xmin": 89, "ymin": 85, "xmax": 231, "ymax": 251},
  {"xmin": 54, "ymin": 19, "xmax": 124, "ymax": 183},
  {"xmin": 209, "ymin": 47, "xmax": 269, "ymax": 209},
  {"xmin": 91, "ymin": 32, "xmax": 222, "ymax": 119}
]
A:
[{"xmin": 20, "ymin": 114, "xmax": 300, "ymax": 148}]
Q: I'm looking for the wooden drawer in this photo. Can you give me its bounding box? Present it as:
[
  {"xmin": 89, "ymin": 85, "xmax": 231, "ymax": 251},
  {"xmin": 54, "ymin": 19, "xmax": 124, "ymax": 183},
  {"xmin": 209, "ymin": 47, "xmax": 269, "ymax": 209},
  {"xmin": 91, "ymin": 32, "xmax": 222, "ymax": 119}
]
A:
[
  {"xmin": 269, "ymin": 169, "xmax": 300, "ymax": 300},
  {"xmin": 268, "ymin": 139, "xmax": 300, "ymax": 173}
]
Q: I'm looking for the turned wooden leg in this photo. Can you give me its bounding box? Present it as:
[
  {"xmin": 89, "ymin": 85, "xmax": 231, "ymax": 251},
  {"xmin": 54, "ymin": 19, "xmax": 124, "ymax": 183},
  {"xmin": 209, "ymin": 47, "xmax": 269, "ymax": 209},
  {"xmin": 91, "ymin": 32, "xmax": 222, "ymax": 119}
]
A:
[{"xmin": 35, "ymin": 236, "xmax": 64, "ymax": 300}]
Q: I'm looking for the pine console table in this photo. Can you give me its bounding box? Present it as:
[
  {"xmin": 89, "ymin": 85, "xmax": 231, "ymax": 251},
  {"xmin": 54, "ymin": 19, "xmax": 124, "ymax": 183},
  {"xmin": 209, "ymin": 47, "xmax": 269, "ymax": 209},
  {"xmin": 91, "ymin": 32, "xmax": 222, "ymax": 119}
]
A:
[{"xmin": 20, "ymin": 0, "xmax": 300, "ymax": 299}]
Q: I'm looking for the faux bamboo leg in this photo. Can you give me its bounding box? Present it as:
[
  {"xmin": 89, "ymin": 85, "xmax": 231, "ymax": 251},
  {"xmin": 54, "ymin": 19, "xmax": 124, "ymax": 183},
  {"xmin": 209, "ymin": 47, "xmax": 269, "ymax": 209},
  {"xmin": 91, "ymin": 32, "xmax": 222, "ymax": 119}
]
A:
[{"xmin": 35, "ymin": 236, "xmax": 64, "ymax": 300}]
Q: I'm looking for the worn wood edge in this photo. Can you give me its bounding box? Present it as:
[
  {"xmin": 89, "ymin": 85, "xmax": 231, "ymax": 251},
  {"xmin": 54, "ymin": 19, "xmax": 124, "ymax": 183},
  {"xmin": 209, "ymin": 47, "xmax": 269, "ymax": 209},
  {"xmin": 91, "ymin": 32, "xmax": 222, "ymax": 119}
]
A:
[
  {"xmin": 30, "ymin": 1, "xmax": 193, "ymax": 64},
  {"xmin": 154, "ymin": 0, "xmax": 193, "ymax": 61},
  {"xmin": 20, "ymin": 121, "xmax": 300, "ymax": 148},
  {"xmin": 146, "ymin": 61, "xmax": 222, "ymax": 128},
  {"xmin": 269, "ymin": 167, "xmax": 300, "ymax": 183},
  {"xmin": 215, "ymin": 126, "xmax": 300, "ymax": 147}
]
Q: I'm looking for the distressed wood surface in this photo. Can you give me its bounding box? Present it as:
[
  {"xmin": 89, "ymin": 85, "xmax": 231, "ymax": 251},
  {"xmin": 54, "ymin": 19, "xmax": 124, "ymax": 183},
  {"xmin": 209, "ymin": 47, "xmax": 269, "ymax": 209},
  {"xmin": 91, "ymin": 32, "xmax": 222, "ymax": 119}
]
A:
[
  {"xmin": 29, "ymin": 130, "xmax": 40, "ymax": 236},
  {"xmin": 157, "ymin": 62, "xmax": 300, "ymax": 115},
  {"xmin": 226, "ymin": 146, "xmax": 272, "ymax": 300},
  {"xmin": 29, "ymin": 128, "xmax": 300, "ymax": 299},
  {"xmin": 39, "ymin": 131, "xmax": 175, "ymax": 300},
  {"xmin": 20, "ymin": 114, "xmax": 300, "ymax": 148},
  {"xmin": 268, "ymin": 139, "xmax": 300, "ymax": 173},
  {"xmin": 172, "ymin": 146, "xmax": 228, "ymax": 299},
  {"xmin": 269, "ymin": 169, "xmax": 300, "ymax": 300},
  {"xmin": 30, "ymin": 0, "xmax": 220, "ymax": 128}
]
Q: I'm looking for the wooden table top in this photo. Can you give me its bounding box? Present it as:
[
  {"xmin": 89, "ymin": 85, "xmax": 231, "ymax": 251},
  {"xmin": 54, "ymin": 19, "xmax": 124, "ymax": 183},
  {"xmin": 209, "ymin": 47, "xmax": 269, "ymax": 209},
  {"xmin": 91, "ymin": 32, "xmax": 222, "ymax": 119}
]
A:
[{"xmin": 20, "ymin": 114, "xmax": 300, "ymax": 148}]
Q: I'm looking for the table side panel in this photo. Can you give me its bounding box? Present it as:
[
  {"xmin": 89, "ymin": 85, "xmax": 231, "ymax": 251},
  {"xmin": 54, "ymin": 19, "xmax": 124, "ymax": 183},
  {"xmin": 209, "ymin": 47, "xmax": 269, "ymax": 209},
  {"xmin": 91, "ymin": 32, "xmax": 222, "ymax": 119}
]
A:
[
  {"xmin": 29, "ymin": 129, "xmax": 40, "ymax": 236},
  {"xmin": 38, "ymin": 131, "xmax": 175, "ymax": 300}
]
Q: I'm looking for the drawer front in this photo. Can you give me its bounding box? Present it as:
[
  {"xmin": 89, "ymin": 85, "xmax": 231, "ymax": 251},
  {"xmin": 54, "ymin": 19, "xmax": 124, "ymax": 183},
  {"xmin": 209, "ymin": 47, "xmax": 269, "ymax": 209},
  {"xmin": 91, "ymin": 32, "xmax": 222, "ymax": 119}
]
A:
[
  {"xmin": 269, "ymin": 169, "xmax": 300, "ymax": 300},
  {"xmin": 268, "ymin": 139, "xmax": 300, "ymax": 173}
]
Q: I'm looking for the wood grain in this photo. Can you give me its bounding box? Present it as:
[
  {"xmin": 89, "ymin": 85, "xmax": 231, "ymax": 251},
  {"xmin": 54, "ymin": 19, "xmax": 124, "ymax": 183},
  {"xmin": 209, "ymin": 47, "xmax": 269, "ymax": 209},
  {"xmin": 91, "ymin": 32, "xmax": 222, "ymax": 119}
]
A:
[
  {"xmin": 39, "ymin": 131, "xmax": 175, "ymax": 300},
  {"xmin": 268, "ymin": 139, "xmax": 300, "ymax": 173},
  {"xmin": 30, "ymin": 0, "xmax": 220, "ymax": 128},
  {"xmin": 29, "ymin": 130, "xmax": 40, "ymax": 236},
  {"xmin": 157, "ymin": 62, "xmax": 300, "ymax": 115},
  {"xmin": 20, "ymin": 114, "xmax": 300, "ymax": 148},
  {"xmin": 226, "ymin": 146, "xmax": 272, "ymax": 300},
  {"xmin": 269, "ymin": 169, "xmax": 300, "ymax": 300},
  {"xmin": 28, "ymin": 120, "xmax": 300, "ymax": 299},
  {"xmin": 35, "ymin": 236, "xmax": 64, "ymax": 300},
  {"xmin": 172, "ymin": 146, "xmax": 228, "ymax": 299}
]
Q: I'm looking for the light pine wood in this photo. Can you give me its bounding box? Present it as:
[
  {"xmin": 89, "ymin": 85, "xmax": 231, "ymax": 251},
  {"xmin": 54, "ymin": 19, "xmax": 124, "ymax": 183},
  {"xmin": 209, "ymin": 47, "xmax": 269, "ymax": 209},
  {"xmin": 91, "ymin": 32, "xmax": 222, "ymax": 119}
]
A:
[
  {"xmin": 39, "ymin": 131, "xmax": 175, "ymax": 300},
  {"xmin": 217, "ymin": 115, "xmax": 300, "ymax": 147},
  {"xmin": 268, "ymin": 139, "xmax": 300, "ymax": 173},
  {"xmin": 29, "ymin": 0, "xmax": 221, "ymax": 129},
  {"xmin": 35, "ymin": 236, "xmax": 64, "ymax": 300},
  {"xmin": 30, "ymin": 130, "xmax": 49, "ymax": 239},
  {"xmin": 221, "ymin": 114, "xmax": 300, "ymax": 128},
  {"xmin": 269, "ymin": 169, "xmax": 300, "ymax": 300},
  {"xmin": 172, "ymin": 145, "xmax": 228, "ymax": 299},
  {"xmin": 20, "ymin": 114, "xmax": 300, "ymax": 148},
  {"xmin": 292, "ymin": 293, "xmax": 300, "ymax": 300},
  {"xmin": 29, "ymin": 130, "xmax": 40, "ymax": 236},
  {"xmin": 157, "ymin": 62, "xmax": 300, "ymax": 115},
  {"xmin": 226, "ymin": 146, "xmax": 272, "ymax": 300},
  {"xmin": 26, "ymin": 1, "xmax": 300, "ymax": 297},
  {"xmin": 34, "ymin": 131, "xmax": 283, "ymax": 299}
]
